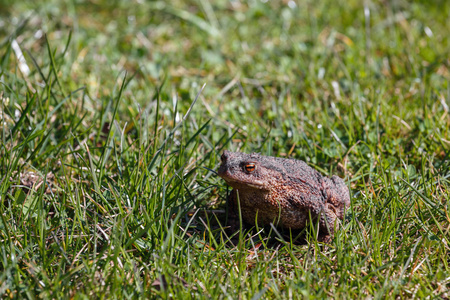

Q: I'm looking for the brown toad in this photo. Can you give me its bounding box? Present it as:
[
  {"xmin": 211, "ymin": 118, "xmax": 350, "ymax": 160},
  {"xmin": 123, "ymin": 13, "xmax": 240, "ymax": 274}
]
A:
[{"xmin": 218, "ymin": 150, "xmax": 350, "ymax": 241}]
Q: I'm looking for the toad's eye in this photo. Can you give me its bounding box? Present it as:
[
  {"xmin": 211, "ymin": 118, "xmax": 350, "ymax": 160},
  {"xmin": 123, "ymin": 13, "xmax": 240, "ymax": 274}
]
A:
[{"xmin": 244, "ymin": 163, "xmax": 256, "ymax": 173}]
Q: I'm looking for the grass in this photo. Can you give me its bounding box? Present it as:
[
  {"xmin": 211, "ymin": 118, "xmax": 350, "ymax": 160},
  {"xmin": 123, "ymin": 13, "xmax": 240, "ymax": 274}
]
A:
[{"xmin": 0, "ymin": 0, "xmax": 449, "ymax": 298}]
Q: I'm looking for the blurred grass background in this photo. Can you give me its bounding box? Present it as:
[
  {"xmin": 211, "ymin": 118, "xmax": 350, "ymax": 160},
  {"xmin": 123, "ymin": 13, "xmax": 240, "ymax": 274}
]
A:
[{"xmin": 0, "ymin": 0, "xmax": 449, "ymax": 298}]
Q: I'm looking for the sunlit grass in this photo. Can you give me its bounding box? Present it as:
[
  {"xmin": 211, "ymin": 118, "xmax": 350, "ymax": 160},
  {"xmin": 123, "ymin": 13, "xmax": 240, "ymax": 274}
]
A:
[{"xmin": 0, "ymin": 0, "xmax": 449, "ymax": 298}]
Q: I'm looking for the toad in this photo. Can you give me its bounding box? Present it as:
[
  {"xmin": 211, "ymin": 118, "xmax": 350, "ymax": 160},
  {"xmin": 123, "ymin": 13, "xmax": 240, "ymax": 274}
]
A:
[{"xmin": 218, "ymin": 151, "xmax": 350, "ymax": 242}]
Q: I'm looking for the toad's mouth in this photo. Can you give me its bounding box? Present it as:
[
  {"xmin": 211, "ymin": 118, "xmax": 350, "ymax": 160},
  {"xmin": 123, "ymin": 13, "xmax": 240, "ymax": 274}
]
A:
[{"xmin": 218, "ymin": 172, "xmax": 267, "ymax": 190}]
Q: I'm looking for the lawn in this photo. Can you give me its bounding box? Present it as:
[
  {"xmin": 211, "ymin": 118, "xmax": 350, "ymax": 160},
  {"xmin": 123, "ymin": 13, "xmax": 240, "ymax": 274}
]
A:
[{"xmin": 0, "ymin": 0, "xmax": 449, "ymax": 298}]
